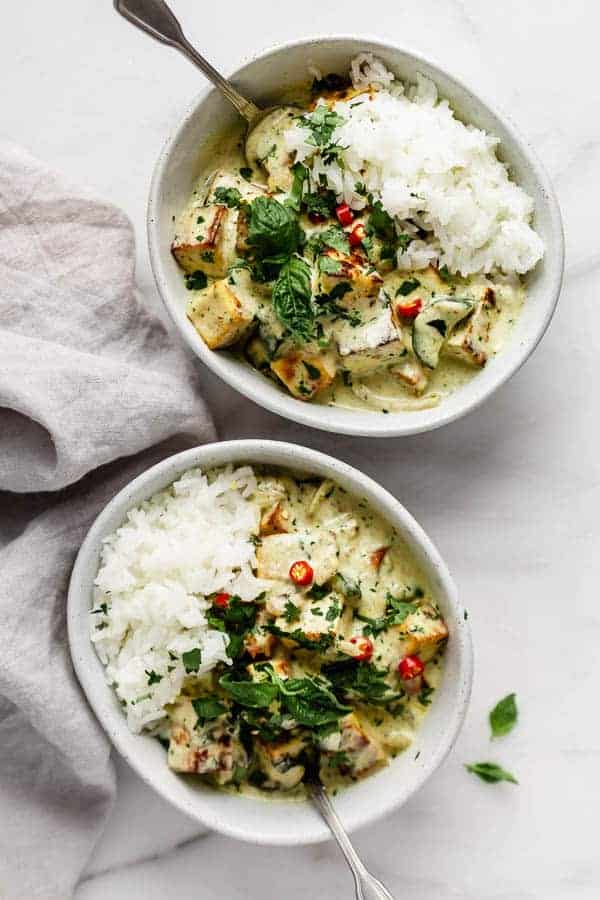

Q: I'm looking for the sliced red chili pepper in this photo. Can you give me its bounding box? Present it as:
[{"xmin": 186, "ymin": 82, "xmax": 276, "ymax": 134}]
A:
[
  {"xmin": 335, "ymin": 203, "xmax": 354, "ymax": 227},
  {"xmin": 289, "ymin": 560, "xmax": 314, "ymax": 586},
  {"xmin": 350, "ymin": 636, "xmax": 373, "ymax": 662},
  {"xmin": 348, "ymin": 222, "xmax": 366, "ymax": 247},
  {"xmin": 214, "ymin": 592, "xmax": 231, "ymax": 609},
  {"xmin": 396, "ymin": 297, "xmax": 423, "ymax": 320},
  {"xmin": 398, "ymin": 654, "xmax": 424, "ymax": 680}
]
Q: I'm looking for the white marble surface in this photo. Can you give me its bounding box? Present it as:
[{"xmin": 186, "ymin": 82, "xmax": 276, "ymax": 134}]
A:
[{"xmin": 3, "ymin": 0, "xmax": 599, "ymax": 897}]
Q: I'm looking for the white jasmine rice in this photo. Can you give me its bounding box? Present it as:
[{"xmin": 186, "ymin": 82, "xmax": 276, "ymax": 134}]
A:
[
  {"xmin": 90, "ymin": 465, "xmax": 268, "ymax": 733},
  {"xmin": 284, "ymin": 53, "xmax": 544, "ymax": 276}
]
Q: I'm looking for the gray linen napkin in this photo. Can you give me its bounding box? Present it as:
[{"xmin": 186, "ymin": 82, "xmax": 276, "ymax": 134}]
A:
[{"xmin": 0, "ymin": 140, "xmax": 216, "ymax": 899}]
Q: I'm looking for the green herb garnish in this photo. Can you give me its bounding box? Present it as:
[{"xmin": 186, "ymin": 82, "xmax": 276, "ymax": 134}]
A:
[
  {"xmin": 271, "ymin": 255, "xmax": 314, "ymax": 342},
  {"xmin": 465, "ymin": 762, "xmax": 518, "ymax": 784},
  {"xmin": 213, "ymin": 186, "xmax": 243, "ymax": 208},
  {"xmin": 184, "ymin": 270, "xmax": 208, "ymax": 291},
  {"xmin": 182, "ymin": 648, "xmax": 202, "ymax": 673},
  {"xmin": 192, "ymin": 697, "xmax": 227, "ymax": 724},
  {"xmin": 489, "ymin": 693, "xmax": 518, "ymax": 738}
]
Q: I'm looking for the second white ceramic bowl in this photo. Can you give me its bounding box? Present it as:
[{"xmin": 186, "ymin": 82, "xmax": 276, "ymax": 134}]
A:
[
  {"xmin": 148, "ymin": 36, "xmax": 563, "ymax": 438},
  {"xmin": 68, "ymin": 440, "xmax": 472, "ymax": 845}
]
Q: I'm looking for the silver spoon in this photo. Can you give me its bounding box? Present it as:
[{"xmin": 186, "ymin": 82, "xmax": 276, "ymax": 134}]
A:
[
  {"xmin": 307, "ymin": 777, "xmax": 395, "ymax": 899},
  {"xmin": 114, "ymin": 0, "xmax": 275, "ymax": 130}
]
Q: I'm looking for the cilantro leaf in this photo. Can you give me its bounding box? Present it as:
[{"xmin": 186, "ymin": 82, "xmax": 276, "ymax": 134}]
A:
[
  {"xmin": 213, "ymin": 186, "xmax": 243, "ymax": 208},
  {"xmin": 145, "ymin": 670, "xmax": 163, "ymax": 686},
  {"xmin": 283, "ymin": 599, "xmax": 301, "ymax": 623},
  {"xmin": 297, "ymin": 105, "xmax": 345, "ymax": 147},
  {"xmin": 219, "ymin": 673, "xmax": 279, "ymax": 709},
  {"xmin": 489, "ymin": 693, "xmax": 518, "ymax": 738}
]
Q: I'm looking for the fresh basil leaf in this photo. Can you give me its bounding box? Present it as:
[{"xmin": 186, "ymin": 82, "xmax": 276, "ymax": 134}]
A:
[
  {"xmin": 192, "ymin": 697, "xmax": 227, "ymax": 724},
  {"xmin": 307, "ymin": 225, "xmax": 350, "ymax": 256},
  {"xmin": 276, "ymin": 675, "xmax": 351, "ymax": 727},
  {"xmin": 489, "ymin": 693, "xmax": 518, "ymax": 738},
  {"xmin": 271, "ymin": 255, "xmax": 315, "ymax": 342},
  {"xmin": 182, "ymin": 648, "xmax": 202, "ymax": 673},
  {"xmin": 318, "ymin": 254, "xmax": 343, "ymax": 275},
  {"xmin": 247, "ymin": 196, "xmax": 303, "ymax": 261},
  {"xmin": 264, "ymin": 624, "xmax": 333, "ymax": 652},
  {"xmin": 323, "ymin": 660, "xmax": 401, "ymax": 704},
  {"xmin": 219, "ymin": 673, "xmax": 279, "ymax": 709},
  {"xmin": 465, "ymin": 762, "xmax": 518, "ymax": 784}
]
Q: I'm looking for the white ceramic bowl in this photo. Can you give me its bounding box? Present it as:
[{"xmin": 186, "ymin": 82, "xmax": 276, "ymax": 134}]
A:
[
  {"xmin": 148, "ymin": 36, "xmax": 564, "ymax": 438},
  {"xmin": 68, "ymin": 440, "xmax": 472, "ymax": 844}
]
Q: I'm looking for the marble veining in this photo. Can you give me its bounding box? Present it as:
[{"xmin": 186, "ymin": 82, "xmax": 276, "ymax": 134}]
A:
[{"xmin": 2, "ymin": 0, "xmax": 598, "ymax": 897}]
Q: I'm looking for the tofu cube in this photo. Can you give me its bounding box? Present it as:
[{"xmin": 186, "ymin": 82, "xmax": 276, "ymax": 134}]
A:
[
  {"xmin": 172, "ymin": 203, "xmax": 238, "ymax": 277},
  {"xmin": 167, "ymin": 698, "xmax": 246, "ymax": 785},
  {"xmin": 187, "ymin": 279, "xmax": 256, "ymax": 350},
  {"xmin": 256, "ymin": 530, "xmax": 338, "ymax": 585},
  {"xmin": 320, "ymin": 712, "xmax": 386, "ymax": 779},
  {"xmin": 270, "ymin": 352, "xmax": 337, "ymax": 400},
  {"xmin": 396, "ymin": 604, "xmax": 449, "ymax": 660},
  {"xmin": 318, "ymin": 248, "xmax": 383, "ymax": 299},
  {"xmin": 391, "ymin": 358, "xmax": 429, "ymax": 395},
  {"xmin": 445, "ymin": 288, "xmax": 497, "ymax": 367},
  {"xmin": 244, "ymin": 608, "xmax": 277, "ymax": 659},
  {"xmin": 335, "ymin": 305, "xmax": 405, "ymax": 376}
]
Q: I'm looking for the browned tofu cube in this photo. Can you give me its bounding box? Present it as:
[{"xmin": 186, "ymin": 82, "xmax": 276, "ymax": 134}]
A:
[
  {"xmin": 260, "ymin": 502, "xmax": 290, "ymax": 536},
  {"xmin": 318, "ymin": 248, "xmax": 383, "ymax": 299},
  {"xmin": 270, "ymin": 352, "xmax": 336, "ymax": 400},
  {"xmin": 187, "ymin": 279, "xmax": 256, "ymax": 350},
  {"xmin": 396, "ymin": 604, "xmax": 449, "ymax": 659},
  {"xmin": 392, "ymin": 358, "xmax": 429, "ymax": 395},
  {"xmin": 445, "ymin": 287, "xmax": 497, "ymax": 367},
  {"xmin": 172, "ymin": 203, "xmax": 238, "ymax": 277}
]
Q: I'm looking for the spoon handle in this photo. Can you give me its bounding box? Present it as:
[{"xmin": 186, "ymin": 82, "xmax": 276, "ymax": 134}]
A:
[
  {"xmin": 308, "ymin": 782, "xmax": 396, "ymax": 900},
  {"xmin": 113, "ymin": 0, "xmax": 261, "ymax": 122}
]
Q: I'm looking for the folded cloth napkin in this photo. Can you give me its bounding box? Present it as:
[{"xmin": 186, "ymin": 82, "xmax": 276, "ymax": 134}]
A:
[{"xmin": 0, "ymin": 140, "xmax": 216, "ymax": 899}]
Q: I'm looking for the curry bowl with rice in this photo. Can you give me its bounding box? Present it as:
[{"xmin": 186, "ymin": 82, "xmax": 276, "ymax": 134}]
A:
[
  {"xmin": 149, "ymin": 38, "xmax": 563, "ymax": 436},
  {"xmin": 68, "ymin": 440, "xmax": 472, "ymax": 843}
]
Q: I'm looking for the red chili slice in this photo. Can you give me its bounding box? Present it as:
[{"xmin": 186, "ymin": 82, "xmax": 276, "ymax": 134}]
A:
[
  {"xmin": 396, "ymin": 298, "xmax": 423, "ymax": 320},
  {"xmin": 350, "ymin": 636, "xmax": 374, "ymax": 662},
  {"xmin": 214, "ymin": 592, "xmax": 231, "ymax": 609},
  {"xmin": 348, "ymin": 222, "xmax": 366, "ymax": 247},
  {"xmin": 335, "ymin": 203, "xmax": 354, "ymax": 227},
  {"xmin": 289, "ymin": 560, "xmax": 314, "ymax": 586},
  {"xmin": 398, "ymin": 654, "xmax": 425, "ymax": 680}
]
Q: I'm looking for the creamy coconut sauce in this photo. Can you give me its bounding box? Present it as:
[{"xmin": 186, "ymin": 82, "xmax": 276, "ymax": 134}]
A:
[
  {"xmin": 172, "ymin": 90, "xmax": 525, "ymax": 415},
  {"xmin": 160, "ymin": 467, "xmax": 447, "ymax": 798}
]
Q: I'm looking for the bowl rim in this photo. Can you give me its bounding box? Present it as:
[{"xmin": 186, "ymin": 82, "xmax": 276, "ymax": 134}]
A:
[
  {"xmin": 67, "ymin": 439, "xmax": 473, "ymax": 844},
  {"xmin": 147, "ymin": 34, "xmax": 564, "ymax": 439}
]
